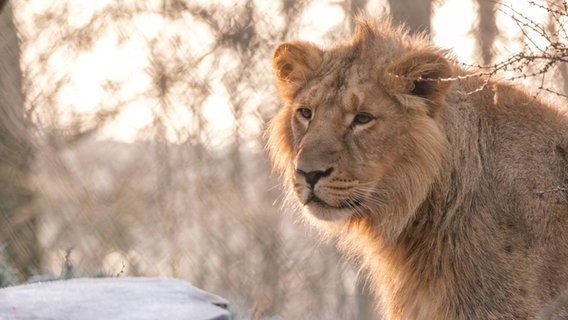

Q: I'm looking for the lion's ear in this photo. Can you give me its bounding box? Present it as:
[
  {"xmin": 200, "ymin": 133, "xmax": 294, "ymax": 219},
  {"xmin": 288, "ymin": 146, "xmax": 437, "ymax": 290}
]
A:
[
  {"xmin": 387, "ymin": 50, "xmax": 452, "ymax": 112},
  {"xmin": 273, "ymin": 41, "xmax": 323, "ymax": 85}
]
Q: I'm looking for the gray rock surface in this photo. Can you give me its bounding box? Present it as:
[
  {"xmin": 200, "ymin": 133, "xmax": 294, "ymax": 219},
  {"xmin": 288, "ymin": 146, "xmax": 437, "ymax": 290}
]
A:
[{"xmin": 0, "ymin": 277, "xmax": 230, "ymax": 320}]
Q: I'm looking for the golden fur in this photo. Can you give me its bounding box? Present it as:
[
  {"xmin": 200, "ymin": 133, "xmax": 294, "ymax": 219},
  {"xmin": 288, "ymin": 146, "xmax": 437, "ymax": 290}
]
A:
[{"xmin": 267, "ymin": 18, "xmax": 568, "ymax": 319}]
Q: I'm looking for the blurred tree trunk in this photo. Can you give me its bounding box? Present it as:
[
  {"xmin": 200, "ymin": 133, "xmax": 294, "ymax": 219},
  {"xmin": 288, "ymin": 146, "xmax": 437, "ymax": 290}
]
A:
[
  {"xmin": 0, "ymin": 1, "xmax": 40, "ymax": 281},
  {"xmin": 544, "ymin": 0, "xmax": 568, "ymax": 96},
  {"xmin": 387, "ymin": 0, "xmax": 432, "ymax": 34},
  {"xmin": 348, "ymin": 0, "xmax": 368, "ymax": 17},
  {"xmin": 475, "ymin": 0, "xmax": 498, "ymax": 65}
]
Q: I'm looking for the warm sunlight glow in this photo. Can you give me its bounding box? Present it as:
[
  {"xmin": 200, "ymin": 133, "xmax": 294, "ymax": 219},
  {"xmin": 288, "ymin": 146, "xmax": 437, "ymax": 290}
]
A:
[
  {"xmin": 19, "ymin": 0, "xmax": 549, "ymax": 144},
  {"xmin": 101, "ymin": 102, "xmax": 153, "ymax": 141},
  {"xmin": 432, "ymin": 0, "xmax": 477, "ymax": 64},
  {"xmin": 299, "ymin": 2, "xmax": 345, "ymax": 42},
  {"xmin": 200, "ymin": 95, "xmax": 235, "ymax": 147}
]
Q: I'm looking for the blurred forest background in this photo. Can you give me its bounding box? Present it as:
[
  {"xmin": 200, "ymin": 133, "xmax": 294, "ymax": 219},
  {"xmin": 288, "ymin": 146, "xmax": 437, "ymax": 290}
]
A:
[{"xmin": 2, "ymin": 0, "xmax": 568, "ymax": 319}]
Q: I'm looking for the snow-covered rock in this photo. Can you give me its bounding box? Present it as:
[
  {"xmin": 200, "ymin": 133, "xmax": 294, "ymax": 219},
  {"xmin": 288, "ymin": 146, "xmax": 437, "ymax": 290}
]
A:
[{"xmin": 0, "ymin": 277, "xmax": 230, "ymax": 320}]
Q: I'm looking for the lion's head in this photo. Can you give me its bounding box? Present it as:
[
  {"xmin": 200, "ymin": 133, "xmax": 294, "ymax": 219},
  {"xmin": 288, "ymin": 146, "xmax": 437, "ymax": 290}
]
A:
[{"xmin": 267, "ymin": 19, "xmax": 453, "ymax": 241}]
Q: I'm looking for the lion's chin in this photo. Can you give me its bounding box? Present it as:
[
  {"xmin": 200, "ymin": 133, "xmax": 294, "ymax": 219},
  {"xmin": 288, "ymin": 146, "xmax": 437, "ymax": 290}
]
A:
[
  {"xmin": 294, "ymin": 189, "xmax": 364, "ymax": 221},
  {"xmin": 302, "ymin": 199, "xmax": 355, "ymax": 222}
]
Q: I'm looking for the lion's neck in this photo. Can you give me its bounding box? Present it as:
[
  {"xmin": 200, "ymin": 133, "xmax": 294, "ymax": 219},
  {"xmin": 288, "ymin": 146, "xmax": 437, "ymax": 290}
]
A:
[{"xmin": 341, "ymin": 166, "xmax": 488, "ymax": 319}]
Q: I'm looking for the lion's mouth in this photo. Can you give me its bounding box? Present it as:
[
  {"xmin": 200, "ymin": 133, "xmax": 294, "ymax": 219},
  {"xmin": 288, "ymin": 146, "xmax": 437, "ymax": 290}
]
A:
[{"xmin": 305, "ymin": 193, "xmax": 363, "ymax": 210}]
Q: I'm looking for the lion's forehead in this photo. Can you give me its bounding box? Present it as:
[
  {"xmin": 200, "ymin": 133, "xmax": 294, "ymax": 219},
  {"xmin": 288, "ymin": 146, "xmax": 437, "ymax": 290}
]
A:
[
  {"xmin": 299, "ymin": 79, "xmax": 375, "ymax": 114},
  {"xmin": 296, "ymin": 55, "xmax": 388, "ymax": 113}
]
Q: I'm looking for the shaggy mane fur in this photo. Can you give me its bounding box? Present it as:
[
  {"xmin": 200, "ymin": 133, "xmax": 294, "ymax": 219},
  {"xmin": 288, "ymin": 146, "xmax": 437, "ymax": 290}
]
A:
[{"xmin": 267, "ymin": 17, "xmax": 568, "ymax": 319}]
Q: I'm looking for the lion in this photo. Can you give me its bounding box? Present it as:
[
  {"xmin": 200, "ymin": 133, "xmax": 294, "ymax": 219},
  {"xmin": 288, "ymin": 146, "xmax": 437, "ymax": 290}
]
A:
[{"xmin": 267, "ymin": 17, "xmax": 568, "ymax": 319}]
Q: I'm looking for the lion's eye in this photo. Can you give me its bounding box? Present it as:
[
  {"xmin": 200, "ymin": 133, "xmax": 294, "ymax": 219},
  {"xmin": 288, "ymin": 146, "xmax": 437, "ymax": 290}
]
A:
[
  {"xmin": 297, "ymin": 107, "xmax": 313, "ymax": 120},
  {"xmin": 352, "ymin": 112, "xmax": 374, "ymax": 126}
]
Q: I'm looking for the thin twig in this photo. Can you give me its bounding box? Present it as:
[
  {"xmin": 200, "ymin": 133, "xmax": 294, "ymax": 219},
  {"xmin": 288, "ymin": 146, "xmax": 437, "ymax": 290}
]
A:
[
  {"xmin": 116, "ymin": 261, "xmax": 126, "ymax": 277},
  {"xmin": 534, "ymin": 186, "xmax": 568, "ymax": 195}
]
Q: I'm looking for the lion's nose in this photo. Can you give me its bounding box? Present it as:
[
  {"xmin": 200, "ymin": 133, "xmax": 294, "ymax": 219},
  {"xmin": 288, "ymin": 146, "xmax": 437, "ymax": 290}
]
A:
[{"xmin": 296, "ymin": 167, "xmax": 334, "ymax": 188}]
